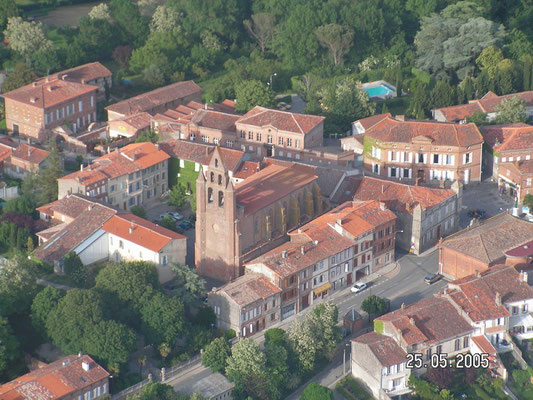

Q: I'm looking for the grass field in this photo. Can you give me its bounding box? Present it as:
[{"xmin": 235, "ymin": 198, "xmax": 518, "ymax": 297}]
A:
[
  {"xmin": 335, "ymin": 376, "xmax": 373, "ymax": 400},
  {"xmin": 45, "ymin": 27, "xmax": 69, "ymax": 51}
]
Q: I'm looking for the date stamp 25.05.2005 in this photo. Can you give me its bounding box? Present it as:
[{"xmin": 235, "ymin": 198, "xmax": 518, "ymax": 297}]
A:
[{"xmin": 406, "ymin": 352, "xmax": 490, "ymax": 370}]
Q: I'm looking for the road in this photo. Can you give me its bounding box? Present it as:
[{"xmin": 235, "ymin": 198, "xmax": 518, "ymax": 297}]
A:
[{"xmin": 169, "ymin": 248, "xmax": 445, "ymax": 397}]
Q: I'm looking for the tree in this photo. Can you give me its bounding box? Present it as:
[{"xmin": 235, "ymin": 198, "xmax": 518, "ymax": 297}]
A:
[
  {"xmin": 3, "ymin": 195, "xmax": 35, "ymax": 215},
  {"xmin": 265, "ymin": 341, "xmax": 288, "ymax": 391},
  {"xmin": 524, "ymin": 194, "xmax": 533, "ymax": 209},
  {"xmin": 30, "ymin": 286, "xmax": 64, "ymax": 337},
  {"xmin": 264, "ymin": 328, "xmax": 286, "ymax": 346},
  {"xmin": 0, "ymin": 0, "xmax": 17, "ymax": 33},
  {"xmin": 159, "ymin": 216, "xmax": 178, "ymax": 232},
  {"xmin": 426, "ymin": 366, "xmax": 454, "ymax": 389},
  {"xmin": 109, "ymin": 0, "xmax": 149, "ymax": 47},
  {"xmin": 150, "ymin": 5, "xmax": 181, "ymax": 34},
  {"xmin": 287, "ymin": 318, "xmax": 319, "ymax": 372},
  {"xmin": 159, "ymin": 342, "xmax": 171, "ymax": 364},
  {"xmin": 244, "ymin": 13, "xmax": 275, "ymax": 53},
  {"xmin": 168, "ymin": 184, "xmax": 187, "ymax": 208},
  {"xmin": 130, "ymin": 205, "xmax": 147, "ymax": 219},
  {"xmin": 225, "ymin": 338, "xmax": 278, "ymax": 400},
  {"xmin": 476, "ymin": 46, "xmax": 504, "ymax": 79},
  {"xmin": 84, "ymin": 319, "xmax": 136, "ymax": 367},
  {"xmin": 0, "ymin": 317, "xmax": 19, "ymax": 379},
  {"xmin": 361, "ymin": 295, "xmax": 389, "ymax": 320},
  {"xmin": 494, "ymin": 96, "xmax": 528, "ymax": 124},
  {"xmin": 138, "ymin": 355, "xmax": 147, "ymax": 375},
  {"xmin": 429, "ymin": 81, "xmax": 455, "ymax": 109},
  {"xmin": 316, "ymin": 24, "xmax": 354, "ymax": 66},
  {"xmin": 465, "ymin": 110, "xmax": 489, "ymax": 125},
  {"xmin": 26, "ymin": 236, "xmax": 34, "ymax": 252},
  {"xmin": 112, "ymin": 45, "xmax": 133, "ymax": 70},
  {"xmin": 37, "ymin": 138, "xmax": 64, "ymax": 205},
  {"xmin": 88, "ymin": 3, "xmax": 111, "ymax": 20},
  {"xmin": 202, "ymin": 336, "xmax": 231, "ymax": 373},
  {"xmin": 235, "ymin": 80, "xmax": 275, "ymax": 113},
  {"xmin": 63, "ymin": 252, "xmax": 87, "ymax": 287},
  {"xmin": 407, "ymin": 83, "xmax": 430, "ymax": 119},
  {"xmin": 135, "ymin": 129, "xmax": 159, "ymax": 143},
  {"xmin": 2, "ymin": 62, "xmax": 34, "ymax": 93},
  {"xmin": 134, "ymin": 382, "xmax": 179, "ymax": 400},
  {"xmin": 3, "ymin": 17, "xmax": 54, "ymax": 63},
  {"xmin": 140, "ymin": 292, "xmax": 185, "ymax": 346},
  {"xmin": 0, "ymin": 255, "xmax": 37, "ymax": 317},
  {"xmin": 169, "ymin": 264, "xmax": 206, "ymax": 306},
  {"xmin": 310, "ymin": 302, "xmax": 341, "ymax": 360},
  {"xmin": 300, "ymin": 382, "xmax": 334, "ymax": 400},
  {"xmin": 143, "ymin": 64, "xmax": 166, "ymax": 86}
]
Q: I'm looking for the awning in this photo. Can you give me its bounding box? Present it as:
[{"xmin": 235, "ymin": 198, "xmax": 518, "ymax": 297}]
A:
[{"xmin": 313, "ymin": 282, "xmax": 331, "ymax": 296}]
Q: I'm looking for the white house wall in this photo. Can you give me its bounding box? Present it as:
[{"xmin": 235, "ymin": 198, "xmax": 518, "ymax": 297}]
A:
[{"xmin": 74, "ymin": 229, "xmax": 109, "ymax": 265}]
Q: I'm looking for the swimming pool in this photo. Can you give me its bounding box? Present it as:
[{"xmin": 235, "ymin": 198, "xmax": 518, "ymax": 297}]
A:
[{"xmin": 362, "ymin": 84, "xmax": 395, "ymax": 98}]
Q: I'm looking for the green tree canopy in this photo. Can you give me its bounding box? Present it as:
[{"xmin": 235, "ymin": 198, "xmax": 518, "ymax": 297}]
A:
[
  {"xmin": 300, "ymin": 382, "xmax": 334, "ymax": 400},
  {"xmin": 361, "ymin": 295, "xmax": 389, "ymax": 319},
  {"xmin": 465, "ymin": 110, "xmax": 489, "ymax": 125},
  {"xmin": 0, "ymin": 317, "xmax": 19, "ymax": 379},
  {"xmin": 169, "ymin": 264, "xmax": 206, "ymax": 306},
  {"xmin": 3, "ymin": 195, "xmax": 35, "ymax": 215},
  {"xmin": 63, "ymin": 252, "xmax": 87, "ymax": 287},
  {"xmin": 0, "ymin": 255, "xmax": 38, "ymax": 317},
  {"xmin": 202, "ymin": 336, "xmax": 231, "ymax": 373},
  {"xmin": 140, "ymin": 292, "xmax": 185, "ymax": 346},
  {"xmin": 130, "ymin": 205, "xmax": 147, "ymax": 219},
  {"xmin": 3, "ymin": 17, "xmax": 54, "ymax": 62},
  {"xmin": 316, "ymin": 24, "xmax": 354, "ymax": 66},
  {"xmin": 2, "ymin": 62, "xmax": 34, "ymax": 93},
  {"xmin": 494, "ymin": 96, "xmax": 528, "ymax": 124},
  {"xmin": 169, "ymin": 184, "xmax": 187, "ymax": 208},
  {"xmin": 0, "ymin": 0, "xmax": 17, "ymax": 33},
  {"xmin": 30, "ymin": 286, "xmax": 64, "ymax": 337},
  {"xmin": 37, "ymin": 138, "xmax": 64, "ymax": 205},
  {"xmin": 235, "ymin": 80, "xmax": 276, "ymax": 113}
]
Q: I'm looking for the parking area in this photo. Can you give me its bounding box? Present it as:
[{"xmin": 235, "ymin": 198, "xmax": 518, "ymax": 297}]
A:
[{"xmin": 459, "ymin": 180, "xmax": 515, "ymax": 229}]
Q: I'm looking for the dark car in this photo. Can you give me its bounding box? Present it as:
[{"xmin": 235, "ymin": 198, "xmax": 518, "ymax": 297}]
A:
[
  {"xmin": 179, "ymin": 220, "xmax": 193, "ymax": 230},
  {"xmin": 424, "ymin": 273, "xmax": 441, "ymax": 284}
]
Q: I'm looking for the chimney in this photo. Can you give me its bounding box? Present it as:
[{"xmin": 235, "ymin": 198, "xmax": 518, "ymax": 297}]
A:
[
  {"xmin": 205, "ymin": 103, "xmax": 208, "ymax": 110},
  {"xmin": 439, "ymin": 180, "xmax": 445, "ymax": 188},
  {"xmin": 81, "ymin": 78, "xmax": 85, "ymax": 84},
  {"xmin": 47, "ymin": 86, "xmax": 53, "ymax": 92},
  {"xmin": 32, "ymin": 82, "xmax": 37, "ymax": 87},
  {"xmin": 155, "ymin": 143, "xmax": 160, "ymax": 150},
  {"xmin": 495, "ymin": 292, "xmax": 502, "ymax": 306},
  {"xmin": 379, "ymin": 202, "xmax": 386, "ymax": 211},
  {"xmin": 78, "ymin": 352, "xmax": 82, "ymax": 357},
  {"xmin": 337, "ymin": 218, "xmax": 342, "ymax": 226},
  {"xmin": 409, "ymin": 317, "xmax": 416, "ymax": 326},
  {"xmin": 313, "ymin": 240, "xmax": 318, "ymax": 245},
  {"xmin": 301, "ymin": 245, "xmax": 305, "ymax": 255},
  {"xmin": 401, "ymin": 302, "xmax": 405, "ymax": 310},
  {"xmin": 61, "ymin": 74, "xmax": 68, "ymax": 81},
  {"xmin": 129, "ymin": 222, "xmax": 134, "ymax": 234},
  {"xmin": 80, "ymin": 164, "xmax": 84, "ymax": 172},
  {"xmin": 520, "ymin": 270, "xmax": 529, "ymax": 283},
  {"xmin": 282, "ymin": 250, "xmax": 288, "ymax": 259},
  {"xmin": 30, "ymin": 97, "xmax": 37, "ymax": 103},
  {"xmin": 474, "ymin": 270, "xmax": 480, "ymax": 278},
  {"xmin": 82, "ymin": 361, "xmax": 90, "ymax": 372},
  {"xmin": 395, "ymin": 115, "xmax": 405, "ymax": 121}
]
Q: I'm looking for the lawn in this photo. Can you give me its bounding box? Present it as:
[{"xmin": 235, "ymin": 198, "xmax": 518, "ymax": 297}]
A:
[
  {"xmin": 45, "ymin": 27, "xmax": 69, "ymax": 51},
  {"xmin": 335, "ymin": 376, "xmax": 373, "ymax": 400}
]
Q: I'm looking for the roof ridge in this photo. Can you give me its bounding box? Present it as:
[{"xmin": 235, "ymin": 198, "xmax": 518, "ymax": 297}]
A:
[{"xmin": 291, "ymin": 112, "xmax": 304, "ymax": 134}]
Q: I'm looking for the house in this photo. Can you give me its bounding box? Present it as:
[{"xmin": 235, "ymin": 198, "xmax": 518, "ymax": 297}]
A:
[
  {"xmin": 498, "ymin": 160, "xmax": 533, "ymax": 202},
  {"xmin": 351, "ymin": 113, "xmax": 391, "ymax": 135},
  {"xmin": 0, "ymin": 354, "xmax": 109, "ymax": 400},
  {"xmin": 49, "ymin": 62, "xmax": 112, "ymax": 100},
  {"xmin": 345, "ymin": 177, "xmax": 461, "ymax": 254},
  {"xmin": 195, "ymin": 152, "xmax": 323, "ymax": 283},
  {"xmin": 208, "ymin": 273, "xmax": 281, "ymax": 338},
  {"xmin": 108, "ymin": 112, "xmax": 152, "ymax": 139},
  {"xmin": 105, "ymin": 80, "xmax": 202, "ymax": 121},
  {"xmin": 244, "ymin": 200, "xmax": 396, "ymax": 323},
  {"xmin": 34, "ymin": 194, "xmax": 186, "ymax": 282},
  {"xmin": 0, "ymin": 140, "xmax": 50, "ymax": 178},
  {"xmin": 432, "ymin": 91, "xmax": 533, "ymax": 123},
  {"xmin": 2, "ymin": 76, "xmax": 98, "ymax": 142},
  {"xmin": 351, "ymin": 332, "xmax": 410, "ymax": 400},
  {"xmin": 445, "ymin": 265, "xmax": 533, "ymax": 347},
  {"xmin": 57, "ymin": 142, "xmax": 169, "ymax": 211},
  {"xmin": 176, "ymin": 372, "xmax": 234, "ymax": 400},
  {"xmin": 478, "ymin": 123, "xmax": 533, "ymax": 179},
  {"xmin": 374, "ymin": 296, "xmax": 473, "ymax": 373},
  {"xmin": 363, "ymin": 116, "xmax": 484, "ymax": 185},
  {"xmin": 439, "ymin": 212, "xmax": 533, "ymax": 279}
]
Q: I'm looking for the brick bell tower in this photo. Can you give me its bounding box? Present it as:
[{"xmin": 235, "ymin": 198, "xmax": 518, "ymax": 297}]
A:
[{"xmin": 195, "ymin": 147, "xmax": 240, "ymax": 283}]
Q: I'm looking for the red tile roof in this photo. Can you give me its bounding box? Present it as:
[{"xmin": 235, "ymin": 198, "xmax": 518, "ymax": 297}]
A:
[
  {"xmin": 505, "ymin": 240, "xmax": 533, "ymax": 258},
  {"xmin": 376, "ymin": 296, "xmax": 472, "ymax": 346},
  {"xmin": 10, "ymin": 144, "xmax": 50, "ymax": 164},
  {"xmin": 502, "ymin": 160, "xmax": 533, "ymax": 175},
  {"xmin": 105, "ymin": 80, "xmax": 201, "ymax": 116},
  {"xmin": 216, "ymin": 273, "xmax": 281, "ymax": 307},
  {"xmin": 352, "ymin": 332, "xmax": 407, "ymax": 367},
  {"xmin": 36, "ymin": 194, "xmax": 110, "ymax": 221},
  {"xmin": 440, "ymin": 213, "xmax": 533, "ymax": 265},
  {"xmin": 471, "ymin": 335, "xmax": 497, "ymax": 355},
  {"xmin": 209, "ymin": 147, "xmax": 243, "ymax": 172},
  {"xmin": 348, "ymin": 177, "xmax": 456, "ymax": 213},
  {"xmin": 50, "ymin": 62, "xmax": 112, "ymax": 83},
  {"xmin": 235, "ymin": 163, "xmax": 318, "ymax": 216},
  {"xmin": 365, "ymin": 117, "xmax": 483, "ymax": 147},
  {"xmin": 0, "ymin": 355, "xmax": 108, "ymax": 400},
  {"xmin": 2, "ymin": 78, "xmax": 98, "ymax": 109},
  {"xmin": 237, "ymin": 106, "xmax": 324, "ymax": 134},
  {"xmin": 479, "ymin": 123, "xmax": 533, "ymax": 152},
  {"xmin": 190, "ymin": 109, "xmax": 240, "ymax": 132},
  {"xmin": 110, "ymin": 112, "xmax": 152, "ymax": 131},
  {"xmin": 353, "ymin": 113, "xmax": 391, "ymax": 130},
  {"xmin": 233, "ymin": 161, "xmax": 260, "ymax": 180},
  {"xmin": 102, "ymin": 213, "xmax": 185, "ymax": 252},
  {"xmin": 435, "ymin": 91, "xmax": 533, "ymax": 121}
]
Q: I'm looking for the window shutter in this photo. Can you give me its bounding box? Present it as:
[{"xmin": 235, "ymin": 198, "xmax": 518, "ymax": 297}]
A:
[
  {"xmin": 388, "ymin": 151, "xmax": 392, "ymax": 161},
  {"xmin": 423, "ymin": 154, "xmax": 427, "ymax": 164},
  {"xmin": 408, "ymin": 152, "xmax": 413, "ymax": 163},
  {"xmin": 450, "ymin": 155, "xmax": 455, "ymax": 165},
  {"xmin": 400, "ymin": 152, "xmax": 405, "ymax": 162},
  {"xmin": 462, "ymin": 154, "xmax": 466, "ymax": 164},
  {"xmin": 408, "ymin": 169, "xmax": 412, "ymax": 179}
]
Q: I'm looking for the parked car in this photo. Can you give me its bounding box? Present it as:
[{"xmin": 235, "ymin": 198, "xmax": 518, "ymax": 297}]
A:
[
  {"xmin": 424, "ymin": 273, "xmax": 441, "ymax": 284},
  {"xmin": 350, "ymin": 282, "xmax": 367, "ymax": 293},
  {"xmin": 179, "ymin": 220, "xmax": 194, "ymax": 230},
  {"xmin": 168, "ymin": 212, "xmax": 184, "ymax": 221}
]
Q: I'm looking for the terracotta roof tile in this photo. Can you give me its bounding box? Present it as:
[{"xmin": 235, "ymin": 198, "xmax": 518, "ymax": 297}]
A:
[
  {"xmin": 235, "ymin": 163, "xmax": 317, "ymax": 216},
  {"xmin": 440, "ymin": 213, "xmax": 533, "ymax": 265},
  {"xmin": 501, "ymin": 160, "xmax": 533, "ymax": 176},
  {"xmin": 365, "ymin": 117, "xmax": 483, "ymax": 147},
  {"xmin": 352, "ymin": 332, "xmax": 407, "ymax": 367},
  {"xmin": 111, "ymin": 112, "xmax": 152, "ymax": 131},
  {"xmin": 237, "ymin": 106, "xmax": 324, "ymax": 134},
  {"xmin": 233, "ymin": 161, "xmax": 260, "ymax": 180},
  {"xmin": 347, "ymin": 177, "xmax": 456, "ymax": 213},
  {"xmin": 376, "ymin": 296, "xmax": 472, "ymax": 346},
  {"xmin": 217, "ymin": 273, "xmax": 281, "ymax": 306},
  {"xmin": 479, "ymin": 123, "xmax": 533, "ymax": 152},
  {"xmin": 190, "ymin": 109, "xmax": 240, "ymax": 132},
  {"xmin": 2, "ymin": 78, "xmax": 98, "ymax": 109},
  {"xmin": 354, "ymin": 113, "xmax": 391, "ymax": 130},
  {"xmin": 159, "ymin": 139, "xmax": 212, "ymax": 164},
  {"xmin": 102, "ymin": 213, "xmax": 185, "ymax": 252},
  {"xmin": 105, "ymin": 80, "xmax": 201, "ymax": 116},
  {"xmin": 50, "ymin": 62, "xmax": 111, "ymax": 83},
  {"xmin": 471, "ymin": 335, "xmax": 497, "ymax": 355}
]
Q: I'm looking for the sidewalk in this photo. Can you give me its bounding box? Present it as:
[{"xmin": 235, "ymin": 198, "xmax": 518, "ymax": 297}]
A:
[{"xmin": 36, "ymin": 278, "xmax": 74, "ymax": 291}]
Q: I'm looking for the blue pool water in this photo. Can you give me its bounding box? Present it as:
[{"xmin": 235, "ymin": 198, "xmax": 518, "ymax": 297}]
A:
[{"xmin": 363, "ymin": 85, "xmax": 394, "ymax": 98}]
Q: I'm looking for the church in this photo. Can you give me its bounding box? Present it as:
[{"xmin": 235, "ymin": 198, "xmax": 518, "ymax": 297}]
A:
[{"xmin": 195, "ymin": 147, "xmax": 325, "ymax": 283}]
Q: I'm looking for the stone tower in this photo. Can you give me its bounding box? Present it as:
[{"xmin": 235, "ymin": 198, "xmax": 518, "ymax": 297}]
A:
[{"xmin": 195, "ymin": 147, "xmax": 240, "ymax": 283}]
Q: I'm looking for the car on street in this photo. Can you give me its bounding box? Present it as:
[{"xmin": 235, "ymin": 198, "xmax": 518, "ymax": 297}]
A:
[
  {"xmin": 179, "ymin": 220, "xmax": 194, "ymax": 230},
  {"xmin": 350, "ymin": 282, "xmax": 367, "ymax": 293},
  {"xmin": 424, "ymin": 273, "xmax": 441, "ymax": 284},
  {"xmin": 168, "ymin": 212, "xmax": 184, "ymax": 221}
]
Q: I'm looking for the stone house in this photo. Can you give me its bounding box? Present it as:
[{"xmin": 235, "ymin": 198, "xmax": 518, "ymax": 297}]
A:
[
  {"xmin": 0, "ymin": 139, "xmax": 50, "ymax": 179},
  {"xmin": 363, "ymin": 116, "xmax": 483, "ymax": 185},
  {"xmin": 498, "ymin": 160, "xmax": 533, "ymax": 203},
  {"xmin": 346, "ymin": 177, "xmax": 461, "ymax": 254},
  {"xmin": 52, "ymin": 62, "xmax": 112, "ymax": 100}
]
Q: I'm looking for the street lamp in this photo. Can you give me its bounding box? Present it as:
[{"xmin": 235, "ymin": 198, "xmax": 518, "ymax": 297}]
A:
[
  {"xmin": 343, "ymin": 343, "xmax": 350, "ymax": 376},
  {"xmin": 269, "ymin": 72, "xmax": 277, "ymax": 88}
]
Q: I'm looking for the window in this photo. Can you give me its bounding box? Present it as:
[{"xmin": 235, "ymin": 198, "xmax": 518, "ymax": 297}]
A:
[
  {"xmin": 119, "ymin": 240, "xmax": 123, "ymax": 249},
  {"xmin": 240, "ymin": 130, "xmax": 245, "ymax": 138},
  {"xmin": 464, "ymin": 152, "xmax": 472, "ymax": 164},
  {"xmin": 90, "ymin": 96, "xmax": 94, "ymax": 108},
  {"xmin": 267, "ymin": 135, "xmax": 272, "ymax": 144},
  {"xmin": 455, "ymin": 339, "xmax": 460, "ymax": 351},
  {"xmin": 79, "ymin": 100, "xmax": 83, "ymax": 112},
  {"xmin": 295, "ymin": 140, "xmax": 300, "ymax": 148},
  {"xmin": 257, "ymin": 133, "xmax": 261, "ymax": 141},
  {"xmin": 463, "ymin": 336, "xmax": 469, "ymax": 348},
  {"xmin": 214, "ymin": 138, "xmax": 220, "ymax": 145},
  {"xmin": 202, "ymin": 136, "xmax": 209, "ymax": 143},
  {"xmin": 403, "ymin": 168, "xmax": 410, "ymax": 178},
  {"xmin": 389, "ymin": 167, "xmax": 397, "ymax": 178},
  {"xmin": 371, "ymin": 146, "xmax": 381, "ymax": 159},
  {"xmin": 527, "ymin": 178, "xmax": 532, "ymax": 186},
  {"xmin": 287, "ymin": 138, "xmax": 292, "ymax": 147},
  {"xmin": 226, "ymin": 140, "xmax": 233, "ymax": 148},
  {"xmin": 417, "ymin": 153, "xmax": 425, "ymax": 163},
  {"xmin": 502, "ymin": 157, "xmax": 507, "ymax": 162},
  {"xmin": 444, "ymin": 154, "xmax": 454, "ymax": 165},
  {"xmin": 190, "ymin": 133, "xmax": 196, "ymax": 141},
  {"xmin": 513, "ymin": 306, "xmax": 519, "ymax": 315},
  {"xmin": 162, "ymin": 255, "xmax": 168, "ymax": 265},
  {"xmin": 433, "ymin": 154, "xmax": 440, "ymax": 164},
  {"xmin": 279, "ymin": 137, "xmax": 283, "ymax": 146},
  {"xmin": 523, "ymin": 304, "xmax": 528, "ymax": 313},
  {"xmin": 208, "ymin": 187, "xmax": 213, "ymax": 203},
  {"xmin": 372, "ymin": 163, "xmax": 380, "ymax": 174},
  {"xmin": 218, "ymin": 191, "xmax": 224, "ymax": 206},
  {"xmin": 509, "ymin": 156, "xmax": 514, "ymax": 162}
]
